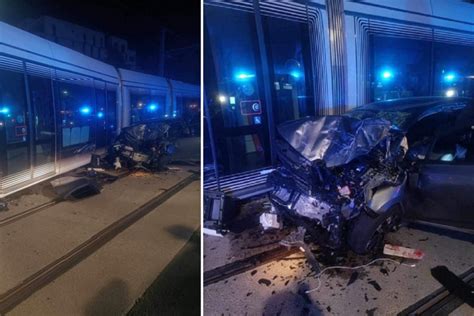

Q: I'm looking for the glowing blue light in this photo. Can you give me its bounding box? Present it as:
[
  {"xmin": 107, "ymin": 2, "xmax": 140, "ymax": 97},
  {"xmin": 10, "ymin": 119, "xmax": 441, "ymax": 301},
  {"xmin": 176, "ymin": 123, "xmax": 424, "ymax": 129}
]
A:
[
  {"xmin": 147, "ymin": 103, "xmax": 158, "ymax": 112},
  {"xmin": 290, "ymin": 71, "xmax": 302, "ymax": 79},
  {"xmin": 381, "ymin": 70, "xmax": 394, "ymax": 80},
  {"xmin": 443, "ymin": 72, "xmax": 457, "ymax": 83},
  {"xmin": 79, "ymin": 106, "xmax": 92, "ymax": 115},
  {"xmin": 97, "ymin": 112, "xmax": 104, "ymax": 118},
  {"xmin": 0, "ymin": 107, "xmax": 10, "ymax": 114},
  {"xmin": 235, "ymin": 72, "xmax": 255, "ymax": 81}
]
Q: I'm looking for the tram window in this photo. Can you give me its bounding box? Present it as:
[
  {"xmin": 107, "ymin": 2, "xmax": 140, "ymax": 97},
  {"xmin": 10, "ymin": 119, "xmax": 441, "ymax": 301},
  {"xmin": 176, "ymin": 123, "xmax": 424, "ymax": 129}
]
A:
[
  {"xmin": 205, "ymin": 6, "xmax": 262, "ymax": 128},
  {"xmin": 95, "ymin": 83, "xmax": 107, "ymax": 148},
  {"xmin": 433, "ymin": 42, "xmax": 474, "ymax": 98},
  {"xmin": 28, "ymin": 75, "xmax": 55, "ymax": 165},
  {"xmin": 130, "ymin": 92, "xmax": 165, "ymax": 123},
  {"xmin": 264, "ymin": 15, "xmax": 315, "ymax": 124},
  {"xmin": 0, "ymin": 68, "xmax": 29, "ymax": 175},
  {"xmin": 106, "ymin": 87, "xmax": 117, "ymax": 142},
  {"xmin": 370, "ymin": 36, "xmax": 431, "ymax": 101},
  {"xmin": 56, "ymin": 81, "xmax": 95, "ymax": 148},
  {"xmin": 182, "ymin": 96, "xmax": 200, "ymax": 136},
  {"xmin": 176, "ymin": 96, "xmax": 184, "ymax": 118}
]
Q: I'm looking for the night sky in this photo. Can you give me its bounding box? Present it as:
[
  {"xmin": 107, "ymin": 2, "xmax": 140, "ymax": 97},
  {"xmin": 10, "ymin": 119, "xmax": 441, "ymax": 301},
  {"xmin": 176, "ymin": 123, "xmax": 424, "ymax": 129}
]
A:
[{"xmin": 0, "ymin": 0, "xmax": 200, "ymax": 84}]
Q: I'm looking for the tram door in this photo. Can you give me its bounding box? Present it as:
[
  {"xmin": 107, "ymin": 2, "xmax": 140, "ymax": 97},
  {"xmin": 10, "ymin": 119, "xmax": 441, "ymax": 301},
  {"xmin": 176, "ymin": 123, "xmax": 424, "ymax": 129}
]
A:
[
  {"xmin": 204, "ymin": 3, "xmax": 316, "ymax": 176},
  {"xmin": 0, "ymin": 65, "xmax": 31, "ymax": 183},
  {"xmin": 27, "ymin": 63, "xmax": 56, "ymax": 174},
  {"xmin": 205, "ymin": 6, "xmax": 272, "ymax": 175}
]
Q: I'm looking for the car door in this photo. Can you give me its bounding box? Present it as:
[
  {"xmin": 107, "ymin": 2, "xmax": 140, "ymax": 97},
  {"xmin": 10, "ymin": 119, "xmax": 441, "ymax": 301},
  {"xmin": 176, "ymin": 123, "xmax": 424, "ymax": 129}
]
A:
[{"xmin": 408, "ymin": 124, "xmax": 474, "ymax": 230}]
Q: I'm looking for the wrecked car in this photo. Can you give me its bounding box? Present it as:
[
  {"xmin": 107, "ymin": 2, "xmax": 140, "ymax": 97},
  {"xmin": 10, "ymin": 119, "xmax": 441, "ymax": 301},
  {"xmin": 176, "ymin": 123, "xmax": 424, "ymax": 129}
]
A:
[
  {"xmin": 108, "ymin": 120, "xmax": 179, "ymax": 171},
  {"xmin": 264, "ymin": 97, "xmax": 474, "ymax": 254}
]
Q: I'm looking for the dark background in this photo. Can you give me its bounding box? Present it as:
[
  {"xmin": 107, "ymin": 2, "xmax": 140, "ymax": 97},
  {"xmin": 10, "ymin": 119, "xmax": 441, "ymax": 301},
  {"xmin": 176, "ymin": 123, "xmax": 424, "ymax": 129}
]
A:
[{"xmin": 0, "ymin": 0, "xmax": 200, "ymax": 84}]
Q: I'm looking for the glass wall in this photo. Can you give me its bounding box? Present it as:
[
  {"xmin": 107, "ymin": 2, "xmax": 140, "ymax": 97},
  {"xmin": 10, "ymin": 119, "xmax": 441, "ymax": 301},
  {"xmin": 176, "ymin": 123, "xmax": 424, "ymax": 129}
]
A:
[
  {"xmin": 370, "ymin": 35, "xmax": 474, "ymax": 101},
  {"xmin": 54, "ymin": 78, "xmax": 96, "ymax": 158},
  {"xmin": 204, "ymin": 3, "xmax": 317, "ymax": 176},
  {"xmin": 130, "ymin": 89, "xmax": 166, "ymax": 124},
  {"xmin": 177, "ymin": 95, "xmax": 200, "ymax": 136},
  {"xmin": 370, "ymin": 36, "xmax": 431, "ymax": 101},
  {"xmin": 28, "ymin": 74, "xmax": 56, "ymax": 166},
  {"xmin": 95, "ymin": 80, "xmax": 107, "ymax": 148},
  {"xmin": 0, "ymin": 68, "xmax": 30, "ymax": 176},
  {"xmin": 433, "ymin": 42, "xmax": 474, "ymax": 98},
  {"xmin": 264, "ymin": 15, "xmax": 315, "ymax": 125},
  {"xmin": 205, "ymin": 5, "xmax": 271, "ymax": 175},
  {"xmin": 106, "ymin": 84, "xmax": 118, "ymax": 144}
]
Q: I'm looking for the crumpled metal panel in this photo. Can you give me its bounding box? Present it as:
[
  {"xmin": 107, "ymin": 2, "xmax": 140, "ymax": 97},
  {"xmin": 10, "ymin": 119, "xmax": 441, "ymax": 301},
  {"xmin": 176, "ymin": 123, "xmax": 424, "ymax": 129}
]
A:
[
  {"xmin": 118, "ymin": 122, "xmax": 170, "ymax": 150},
  {"xmin": 277, "ymin": 116, "xmax": 393, "ymax": 167}
]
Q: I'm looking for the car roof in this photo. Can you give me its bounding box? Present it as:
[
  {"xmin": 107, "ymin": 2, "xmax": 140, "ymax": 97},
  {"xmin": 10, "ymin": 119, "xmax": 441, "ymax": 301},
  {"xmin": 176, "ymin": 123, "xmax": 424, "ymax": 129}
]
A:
[{"xmin": 348, "ymin": 97, "xmax": 473, "ymax": 131}]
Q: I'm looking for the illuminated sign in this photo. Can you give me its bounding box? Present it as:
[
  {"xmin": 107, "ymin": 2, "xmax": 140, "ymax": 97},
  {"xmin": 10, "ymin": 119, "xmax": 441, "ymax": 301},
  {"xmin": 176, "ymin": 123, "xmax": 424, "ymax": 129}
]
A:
[{"xmin": 240, "ymin": 100, "xmax": 262, "ymax": 116}]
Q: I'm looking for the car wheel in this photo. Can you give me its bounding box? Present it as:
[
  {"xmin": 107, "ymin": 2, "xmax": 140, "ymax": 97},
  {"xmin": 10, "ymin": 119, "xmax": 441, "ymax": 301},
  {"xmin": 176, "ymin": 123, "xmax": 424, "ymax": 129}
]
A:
[{"xmin": 348, "ymin": 205, "xmax": 402, "ymax": 255}]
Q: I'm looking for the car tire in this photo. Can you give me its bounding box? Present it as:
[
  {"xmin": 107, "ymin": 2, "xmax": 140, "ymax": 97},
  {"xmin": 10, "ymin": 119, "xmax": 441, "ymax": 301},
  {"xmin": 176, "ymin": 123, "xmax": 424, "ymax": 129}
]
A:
[{"xmin": 348, "ymin": 205, "xmax": 402, "ymax": 255}]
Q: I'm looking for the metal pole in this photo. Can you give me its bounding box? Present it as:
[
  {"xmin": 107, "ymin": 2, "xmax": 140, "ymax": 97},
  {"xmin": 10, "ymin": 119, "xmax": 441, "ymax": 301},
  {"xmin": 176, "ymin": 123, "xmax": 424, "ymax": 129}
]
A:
[
  {"xmin": 22, "ymin": 61, "xmax": 35, "ymax": 178},
  {"xmin": 253, "ymin": 0, "xmax": 276, "ymax": 165}
]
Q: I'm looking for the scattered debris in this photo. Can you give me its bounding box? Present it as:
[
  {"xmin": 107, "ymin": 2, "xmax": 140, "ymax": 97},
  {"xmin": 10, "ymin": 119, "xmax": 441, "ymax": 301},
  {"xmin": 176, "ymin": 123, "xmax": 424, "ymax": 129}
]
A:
[
  {"xmin": 258, "ymin": 278, "xmax": 271, "ymax": 286},
  {"xmin": 383, "ymin": 244, "xmax": 424, "ymax": 260},
  {"xmin": 203, "ymin": 227, "xmax": 224, "ymax": 237},
  {"xmin": 346, "ymin": 271, "xmax": 359, "ymax": 286},
  {"xmin": 368, "ymin": 280, "xmax": 382, "ymax": 291},
  {"xmin": 280, "ymin": 227, "xmax": 321, "ymax": 273},
  {"xmin": 131, "ymin": 170, "xmax": 152, "ymax": 178},
  {"xmin": 259, "ymin": 212, "xmax": 281, "ymax": 230},
  {"xmin": 0, "ymin": 199, "xmax": 8, "ymax": 211},
  {"xmin": 379, "ymin": 267, "xmax": 389, "ymax": 276}
]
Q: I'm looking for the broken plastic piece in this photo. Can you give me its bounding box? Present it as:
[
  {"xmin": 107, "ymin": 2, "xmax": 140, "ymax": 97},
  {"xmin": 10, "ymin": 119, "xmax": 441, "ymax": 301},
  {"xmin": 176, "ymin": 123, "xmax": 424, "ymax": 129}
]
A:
[
  {"xmin": 114, "ymin": 157, "xmax": 122, "ymax": 170},
  {"xmin": 51, "ymin": 176, "xmax": 102, "ymax": 200},
  {"xmin": 338, "ymin": 185, "xmax": 351, "ymax": 197},
  {"xmin": 203, "ymin": 227, "xmax": 224, "ymax": 237},
  {"xmin": 383, "ymin": 244, "xmax": 424, "ymax": 260},
  {"xmin": 0, "ymin": 199, "xmax": 8, "ymax": 211},
  {"xmin": 259, "ymin": 212, "xmax": 281, "ymax": 230}
]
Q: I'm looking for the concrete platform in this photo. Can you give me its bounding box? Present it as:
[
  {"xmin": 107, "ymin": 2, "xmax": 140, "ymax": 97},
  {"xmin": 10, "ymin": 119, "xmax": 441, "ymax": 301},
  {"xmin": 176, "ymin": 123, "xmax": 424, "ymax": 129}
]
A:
[
  {"xmin": 204, "ymin": 199, "xmax": 474, "ymax": 315},
  {"xmin": 0, "ymin": 165, "xmax": 200, "ymax": 315},
  {"xmin": 9, "ymin": 181, "xmax": 200, "ymax": 316}
]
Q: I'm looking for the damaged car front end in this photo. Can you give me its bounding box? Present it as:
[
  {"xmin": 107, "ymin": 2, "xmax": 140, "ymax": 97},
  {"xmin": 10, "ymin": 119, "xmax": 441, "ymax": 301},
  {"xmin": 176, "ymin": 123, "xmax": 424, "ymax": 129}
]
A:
[
  {"xmin": 108, "ymin": 120, "xmax": 178, "ymax": 171},
  {"xmin": 265, "ymin": 115, "xmax": 408, "ymax": 254}
]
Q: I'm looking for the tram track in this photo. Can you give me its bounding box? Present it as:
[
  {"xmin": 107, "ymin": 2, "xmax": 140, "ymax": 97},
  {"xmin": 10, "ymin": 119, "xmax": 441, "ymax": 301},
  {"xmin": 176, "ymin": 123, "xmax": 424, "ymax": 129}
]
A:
[
  {"xmin": 0, "ymin": 173, "xmax": 198, "ymax": 314},
  {"xmin": 0, "ymin": 170, "xmax": 132, "ymax": 229},
  {"xmin": 204, "ymin": 246, "xmax": 300, "ymax": 287}
]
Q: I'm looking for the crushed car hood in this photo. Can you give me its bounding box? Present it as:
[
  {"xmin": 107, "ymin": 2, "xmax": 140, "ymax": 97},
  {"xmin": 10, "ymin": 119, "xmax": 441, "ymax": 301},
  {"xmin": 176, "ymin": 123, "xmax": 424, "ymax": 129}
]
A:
[
  {"xmin": 118, "ymin": 121, "xmax": 171, "ymax": 150},
  {"xmin": 277, "ymin": 116, "xmax": 396, "ymax": 167}
]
